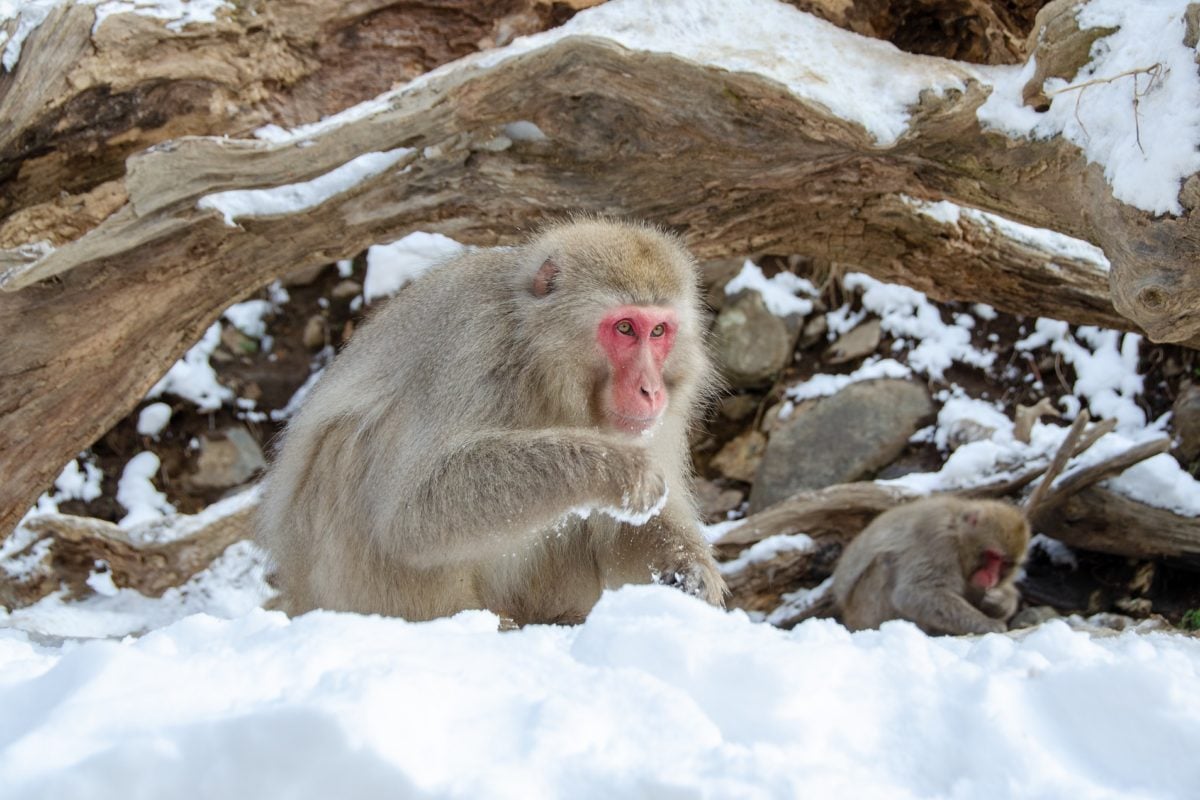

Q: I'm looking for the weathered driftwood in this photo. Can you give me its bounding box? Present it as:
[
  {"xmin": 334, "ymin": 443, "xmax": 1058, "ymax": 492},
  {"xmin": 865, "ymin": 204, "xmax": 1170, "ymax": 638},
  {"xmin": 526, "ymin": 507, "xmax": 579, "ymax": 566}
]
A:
[
  {"xmin": 2, "ymin": 1, "xmax": 1199, "ymax": 539},
  {"xmin": 0, "ymin": 498, "xmax": 255, "ymax": 608},
  {"xmin": 0, "ymin": 0, "xmax": 584, "ymax": 227}
]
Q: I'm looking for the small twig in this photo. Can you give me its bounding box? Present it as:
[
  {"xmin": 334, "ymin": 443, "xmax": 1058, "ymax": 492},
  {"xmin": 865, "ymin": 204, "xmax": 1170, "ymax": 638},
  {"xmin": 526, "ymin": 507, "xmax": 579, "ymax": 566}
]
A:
[
  {"xmin": 1048, "ymin": 64, "xmax": 1164, "ymax": 151},
  {"xmin": 1024, "ymin": 410, "xmax": 1091, "ymax": 513},
  {"xmin": 1035, "ymin": 437, "xmax": 1172, "ymax": 510},
  {"xmin": 1048, "ymin": 64, "xmax": 1163, "ymax": 99}
]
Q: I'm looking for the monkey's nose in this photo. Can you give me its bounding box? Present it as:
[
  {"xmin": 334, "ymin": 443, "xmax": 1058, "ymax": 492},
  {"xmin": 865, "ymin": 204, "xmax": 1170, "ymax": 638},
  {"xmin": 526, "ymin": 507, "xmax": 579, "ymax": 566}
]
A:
[{"xmin": 638, "ymin": 382, "xmax": 666, "ymax": 413}]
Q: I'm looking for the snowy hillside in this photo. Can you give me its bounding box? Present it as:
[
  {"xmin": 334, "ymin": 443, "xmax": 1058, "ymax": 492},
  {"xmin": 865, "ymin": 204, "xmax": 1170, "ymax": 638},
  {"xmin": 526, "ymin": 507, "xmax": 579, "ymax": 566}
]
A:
[{"xmin": 3, "ymin": 588, "xmax": 1200, "ymax": 799}]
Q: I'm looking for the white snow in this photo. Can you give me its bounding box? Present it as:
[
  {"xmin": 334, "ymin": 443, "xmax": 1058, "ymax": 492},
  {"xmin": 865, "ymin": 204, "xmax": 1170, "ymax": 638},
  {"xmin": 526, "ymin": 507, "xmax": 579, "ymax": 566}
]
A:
[
  {"xmin": 1015, "ymin": 319, "xmax": 1146, "ymax": 433},
  {"xmin": 881, "ymin": 391, "xmax": 1200, "ymax": 517},
  {"xmin": 976, "ymin": 0, "xmax": 1200, "ymax": 215},
  {"xmin": 0, "ymin": 0, "xmax": 54, "ymax": 70},
  {"xmin": 785, "ymin": 357, "xmax": 913, "ymax": 403},
  {"xmin": 725, "ymin": 259, "xmax": 817, "ymax": 317},
  {"xmin": 902, "ymin": 194, "xmax": 1110, "ymax": 269},
  {"xmin": 1, "ymin": 1, "xmax": 232, "ymax": 71},
  {"xmin": 136, "ymin": 402, "xmax": 172, "ymax": 437},
  {"xmin": 1, "ymin": 587, "xmax": 1198, "ymax": 798},
  {"xmin": 3, "ymin": 539, "xmax": 272, "ymax": 638},
  {"xmin": 364, "ymin": 231, "xmax": 466, "ymax": 302},
  {"xmin": 92, "ymin": 0, "xmax": 230, "ymax": 33},
  {"xmin": 198, "ymin": 148, "xmax": 412, "ymax": 226},
  {"xmin": 115, "ymin": 451, "xmax": 175, "ymax": 528},
  {"xmin": 145, "ymin": 321, "xmax": 232, "ymax": 412},
  {"xmin": 719, "ymin": 533, "xmax": 814, "ymax": 575},
  {"xmin": 825, "ymin": 273, "xmax": 996, "ymax": 381},
  {"xmin": 20, "ymin": 456, "xmax": 105, "ymax": 518},
  {"xmin": 222, "ymin": 299, "xmax": 274, "ymax": 339},
  {"xmin": 480, "ymin": 0, "xmax": 969, "ymax": 147}
]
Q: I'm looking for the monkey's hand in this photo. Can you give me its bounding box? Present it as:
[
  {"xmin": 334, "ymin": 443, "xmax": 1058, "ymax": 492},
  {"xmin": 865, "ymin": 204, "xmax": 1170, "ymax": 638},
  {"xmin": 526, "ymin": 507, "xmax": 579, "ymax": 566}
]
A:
[
  {"xmin": 979, "ymin": 584, "xmax": 1020, "ymax": 620},
  {"xmin": 893, "ymin": 585, "xmax": 1007, "ymax": 635},
  {"xmin": 652, "ymin": 554, "xmax": 727, "ymax": 608}
]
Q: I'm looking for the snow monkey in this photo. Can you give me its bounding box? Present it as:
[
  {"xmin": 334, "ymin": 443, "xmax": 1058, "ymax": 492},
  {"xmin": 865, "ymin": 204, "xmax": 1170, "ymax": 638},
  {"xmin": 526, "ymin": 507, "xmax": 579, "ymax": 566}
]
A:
[
  {"xmin": 832, "ymin": 497, "xmax": 1030, "ymax": 635},
  {"xmin": 257, "ymin": 219, "xmax": 725, "ymax": 624}
]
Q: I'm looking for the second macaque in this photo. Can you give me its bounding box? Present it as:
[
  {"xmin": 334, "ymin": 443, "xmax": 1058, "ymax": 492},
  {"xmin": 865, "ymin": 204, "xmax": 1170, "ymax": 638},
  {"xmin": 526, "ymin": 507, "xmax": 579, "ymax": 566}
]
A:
[{"xmin": 833, "ymin": 497, "xmax": 1030, "ymax": 635}]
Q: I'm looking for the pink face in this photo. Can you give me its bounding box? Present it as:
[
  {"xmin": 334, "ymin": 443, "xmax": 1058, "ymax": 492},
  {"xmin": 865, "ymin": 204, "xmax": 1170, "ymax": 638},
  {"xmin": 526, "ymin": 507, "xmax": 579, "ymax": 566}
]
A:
[
  {"xmin": 970, "ymin": 548, "xmax": 1007, "ymax": 590},
  {"xmin": 597, "ymin": 305, "xmax": 678, "ymax": 434}
]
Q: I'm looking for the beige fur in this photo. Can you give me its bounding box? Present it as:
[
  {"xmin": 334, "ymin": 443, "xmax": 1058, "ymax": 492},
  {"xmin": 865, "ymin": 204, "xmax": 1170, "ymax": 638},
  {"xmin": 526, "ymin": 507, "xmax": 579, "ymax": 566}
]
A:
[
  {"xmin": 256, "ymin": 219, "xmax": 725, "ymax": 624},
  {"xmin": 832, "ymin": 497, "xmax": 1030, "ymax": 635}
]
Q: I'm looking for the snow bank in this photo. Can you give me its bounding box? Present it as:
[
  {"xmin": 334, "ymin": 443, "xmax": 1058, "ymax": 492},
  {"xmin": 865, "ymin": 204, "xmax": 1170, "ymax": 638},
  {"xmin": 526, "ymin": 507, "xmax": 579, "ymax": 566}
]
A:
[
  {"xmin": 1, "ymin": 587, "xmax": 1198, "ymax": 799},
  {"xmin": 977, "ymin": 0, "xmax": 1200, "ymax": 215}
]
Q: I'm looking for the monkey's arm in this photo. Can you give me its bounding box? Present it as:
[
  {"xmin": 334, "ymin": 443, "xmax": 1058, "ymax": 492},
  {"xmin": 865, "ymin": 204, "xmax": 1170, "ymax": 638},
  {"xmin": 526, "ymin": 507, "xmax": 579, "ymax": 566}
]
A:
[
  {"xmin": 978, "ymin": 584, "xmax": 1020, "ymax": 620},
  {"xmin": 400, "ymin": 428, "xmax": 664, "ymax": 565},
  {"xmin": 891, "ymin": 582, "xmax": 1007, "ymax": 635}
]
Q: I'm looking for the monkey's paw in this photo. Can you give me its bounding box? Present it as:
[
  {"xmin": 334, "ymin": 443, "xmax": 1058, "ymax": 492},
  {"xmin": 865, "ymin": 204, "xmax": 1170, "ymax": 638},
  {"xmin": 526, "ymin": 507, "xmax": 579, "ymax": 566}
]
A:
[
  {"xmin": 652, "ymin": 559, "xmax": 727, "ymax": 608},
  {"xmin": 600, "ymin": 458, "xmax": 669, "ymax": 525}
]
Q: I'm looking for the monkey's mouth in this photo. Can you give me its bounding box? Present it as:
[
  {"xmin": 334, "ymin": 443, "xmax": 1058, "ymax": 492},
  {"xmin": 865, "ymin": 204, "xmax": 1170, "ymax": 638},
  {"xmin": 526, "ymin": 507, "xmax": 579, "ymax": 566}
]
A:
[{"xmin": 608, "ymin": 411, "xmax": 662, "ymax": 435}]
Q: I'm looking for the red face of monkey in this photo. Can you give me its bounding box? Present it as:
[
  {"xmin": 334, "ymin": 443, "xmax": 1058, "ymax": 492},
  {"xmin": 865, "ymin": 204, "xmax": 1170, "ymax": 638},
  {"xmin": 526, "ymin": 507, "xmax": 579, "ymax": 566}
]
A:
[
  {"xmin": 970, "ymin": 547, "xmax": 1015, "ymax": 590},
  {"xmin": 597, "ymin": 305, "xmax": 678, "ymax": 434}
]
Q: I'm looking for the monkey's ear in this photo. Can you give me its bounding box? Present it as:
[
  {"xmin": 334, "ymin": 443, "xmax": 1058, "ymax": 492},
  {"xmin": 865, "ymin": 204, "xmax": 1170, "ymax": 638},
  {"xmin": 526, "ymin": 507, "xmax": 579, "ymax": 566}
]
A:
[{"xmin": 531, "ymin": 258, "xmax": 559, "ymax": 298}]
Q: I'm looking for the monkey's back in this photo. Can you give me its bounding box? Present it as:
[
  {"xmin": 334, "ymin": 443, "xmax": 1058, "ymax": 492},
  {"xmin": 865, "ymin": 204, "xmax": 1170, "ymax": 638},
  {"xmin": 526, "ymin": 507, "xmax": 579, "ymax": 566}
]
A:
[
  {"xmin": 257, "ymin": 248, "xmax": 521, "ymax": 615},
  {"xmin": 832, "ymin": 497, "xmax": 966, "ymax": 630}
]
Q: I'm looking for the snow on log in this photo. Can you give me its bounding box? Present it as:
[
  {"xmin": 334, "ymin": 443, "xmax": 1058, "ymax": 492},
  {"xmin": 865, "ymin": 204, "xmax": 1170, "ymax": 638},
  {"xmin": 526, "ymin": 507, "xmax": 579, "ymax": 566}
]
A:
[{"xmin": 1, "ymin": 0, "xmax": 1199, "ymax": 537}]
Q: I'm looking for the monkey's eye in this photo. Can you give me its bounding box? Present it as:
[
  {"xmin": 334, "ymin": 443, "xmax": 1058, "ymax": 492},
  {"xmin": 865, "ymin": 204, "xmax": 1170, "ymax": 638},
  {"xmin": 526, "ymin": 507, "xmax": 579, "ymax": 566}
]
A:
[
  {"xmin": 616, "ymin": 320, "xmax": 635, "ymax": 336},
  {"xmin": 650, "ymin": 323, "xmax": 666, "ymax": 338}
]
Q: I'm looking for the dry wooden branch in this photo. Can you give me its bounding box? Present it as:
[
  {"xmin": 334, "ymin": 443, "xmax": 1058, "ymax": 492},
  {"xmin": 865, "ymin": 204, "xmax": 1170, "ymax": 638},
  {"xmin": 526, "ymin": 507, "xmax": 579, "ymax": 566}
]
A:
[
  {"xmin": 1033, "ymin": 486, "xmax": 1200, "ymax": 565},
  {"xmin": 1024, "ymin": 410, "xmax": 1091, "ymax": 513},
  {"xmin": 1035, "ymin": 437, "xmax": 1173, "ymax": 510},
  {"xmin": 1, "ymin": 498, "xmax": 255, "ymax": 608}
]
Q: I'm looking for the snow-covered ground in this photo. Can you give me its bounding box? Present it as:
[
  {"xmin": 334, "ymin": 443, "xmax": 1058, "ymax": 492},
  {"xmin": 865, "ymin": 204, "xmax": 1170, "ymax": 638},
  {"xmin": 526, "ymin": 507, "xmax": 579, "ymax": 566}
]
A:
[{"xmin": 0, "ymin": 588, "xmax": 1197, "ymax": 799}]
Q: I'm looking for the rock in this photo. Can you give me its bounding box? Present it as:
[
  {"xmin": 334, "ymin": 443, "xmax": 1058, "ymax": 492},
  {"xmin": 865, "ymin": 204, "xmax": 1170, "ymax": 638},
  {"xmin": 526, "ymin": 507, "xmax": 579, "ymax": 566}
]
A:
[
  {"xmin": 823, "ymin": 318, "xmax": 881, "ymax": 364},
  {"xmin": 710, "ymin": 430, "xmax": 767, "ymax": 483},
  {"xmin": 711, "ymin": 291, "xmax": 792, "ymax": 388},
  {"xmin": 1172, "ymin": 382, "xmax": 1200, "ymax": 461},
  {"xmin": 700, "ymin": 257, "xmax": 746, "ymax": 311},
  {"xmin": 693, "ymin": 479, "xmax": 745, "ymax": 521},
  {"xmin": 718, "ymin": 394, "xmax": 759, "ymax": 423},
  {"xmin": 279, "ymin": 263, "xmax": 328, "ymax": 287},
  {"xmin": 748, "ymin": 379, "xmax": 934, "ymax": 513},
  {"xmin": 303, "ymin": 315, "xmax": 327, "ymax": 350},
  {"xmin": 1010, "ymin": 605, "xmax": 1060, "ymax": 629},
  {"xmin": 798, "ymin": 313, "xmax": 828, "ymax": 350},
  {"xmin": 220, "ymin": 325, "xmax": 257, "ymax": 356},
  {"xmin": 332, "ymin": 279, "xmax": 363, "ymax": 301},
  {"xmin": 1114, "ymin": 596, "xmax": 1153, "ymax": 617},
  {"xmin": 190, "ymin": 427, "xmax": 267, "ymax": 490}
]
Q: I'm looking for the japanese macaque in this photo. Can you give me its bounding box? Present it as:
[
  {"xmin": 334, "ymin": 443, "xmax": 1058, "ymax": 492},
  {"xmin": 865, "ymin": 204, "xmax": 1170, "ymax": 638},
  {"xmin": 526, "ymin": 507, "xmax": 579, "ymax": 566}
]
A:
[
  {"xmin": 257, "ymin": 219, "xmax": 725, "ymax": 624},
  {"xmin": 832, "ymin": 497, "xmax": 1030, "ymax": 635}
]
